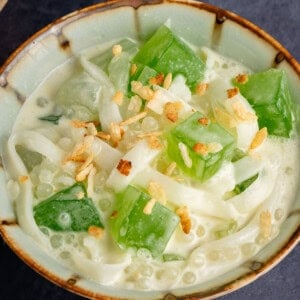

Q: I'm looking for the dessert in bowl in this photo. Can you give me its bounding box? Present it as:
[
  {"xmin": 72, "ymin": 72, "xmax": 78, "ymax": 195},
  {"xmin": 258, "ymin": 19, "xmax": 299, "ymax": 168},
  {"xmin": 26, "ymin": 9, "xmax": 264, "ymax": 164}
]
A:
[{"xmin": 0, "ymin": 0, "xmax": 299, "ymax": 299}]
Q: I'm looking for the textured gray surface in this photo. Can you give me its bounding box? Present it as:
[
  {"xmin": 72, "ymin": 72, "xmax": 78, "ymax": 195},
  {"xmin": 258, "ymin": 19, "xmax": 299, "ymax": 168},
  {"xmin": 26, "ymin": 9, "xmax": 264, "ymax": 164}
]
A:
[{"xmin": 0, "ymin": 0, "xmax": 299, "ymax": 299}]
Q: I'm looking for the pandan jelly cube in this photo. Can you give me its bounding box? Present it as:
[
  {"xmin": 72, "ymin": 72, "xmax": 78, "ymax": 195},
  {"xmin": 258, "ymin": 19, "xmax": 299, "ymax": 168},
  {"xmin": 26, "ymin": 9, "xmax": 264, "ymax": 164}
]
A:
[
  {"xmin": 109, "ymin": 185, "xmax": 179, "ymax": 257},
  {"xmin": 34, "ymin": 183, "xmax": 103, "ymax": 231},
  {"xmin": 234, "ymin": 69, "xmax": 293, "ymax": 137},
  {"xmin": 167, "ymin": 112, "xmax": 236, "ymax": 182},
  {"xmin": 132, "ymin": 25, "xmax": 205, "ymax": 89}
]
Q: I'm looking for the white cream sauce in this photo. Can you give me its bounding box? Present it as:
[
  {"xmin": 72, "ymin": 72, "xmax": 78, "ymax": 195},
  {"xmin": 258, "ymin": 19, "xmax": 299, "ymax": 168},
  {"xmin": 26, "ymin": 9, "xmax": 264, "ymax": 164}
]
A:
[{"xmin": 3, "ymin": 41, "xmax": 299, "ymax": 291}]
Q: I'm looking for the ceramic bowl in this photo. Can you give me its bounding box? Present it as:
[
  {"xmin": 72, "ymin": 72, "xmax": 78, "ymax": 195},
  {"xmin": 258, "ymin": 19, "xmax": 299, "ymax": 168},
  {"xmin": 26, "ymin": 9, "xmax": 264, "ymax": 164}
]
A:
[{"xmin": 0, "ymin": 0, "xmax": 299, "ymax": 299}]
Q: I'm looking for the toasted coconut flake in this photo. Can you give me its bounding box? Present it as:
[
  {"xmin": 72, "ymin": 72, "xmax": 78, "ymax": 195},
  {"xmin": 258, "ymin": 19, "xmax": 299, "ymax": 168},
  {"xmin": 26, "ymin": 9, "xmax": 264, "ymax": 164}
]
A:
[
  {"xmin": 149, "ymin": 73, "xmax": 164, "ymax": 86},
  {"xmin": 176, "ymin": 206, "xmax": 192, "ymax": 234},
  {"xmin": 232, "ymin": 102, "xmax": 257, "ymax": 121},
  {"xmin": 250, "ymin": 127, "xmax": 268, "ymax": 150},
  {"xmin": 259, "ymin": 210, "xmax": 272, "ymax": 239},
  {"xmin": 86, "ymin": 123, "xmax": 97, "ymax": 136},
  {"xmin": 196, "ymin": 83, "xmax": 209, "ymax": 96},
  {"xmin": 113, "ymin": 91, "xmax": 124, "ymax": 106},
  {"xmin": 77, "ymin": 153, "xmax": 94, "ymax": 172},
  {"xmin": 120, "ymin": 111, "xmax": 147, "ymax": 126},
  {"xmin": 193, "ymin": 143, "xmax": 208, "ymax": 156},
  {"xmin": 165, "ymin": 162, "xmax": 177, "ymax": 177},
  {"xmin": 131, "ymin": 63, "xmax": 137, "ymax": 75},
  {"xmin": 227, "ymin": 87, "xmax": 239, "ymax": 98},
  {"xmin": 178, "ymin": 142, "xmax": 192, "ymax": 168},
  {"xmin": 198, "ymin": 117, "xmax": 209, "ymax": 126},
  {"xmin": 109, "ymin": 122, "xmax": 122, "ymax": 146},
  {"xmin": 146, "ymin": 135, "xmax": 162, "ymax": 149},
  {"xmin": 148, "ymin": 181, "xmax": 167, "ymax": 205},
  {"xmin": 143, "ymin": 198, "xmax": 157, "ymax": 215},
  {"xmin": 76, "ymin": 163, "xmax": 94, "ymax": 182},
  {"xmin": 19, "ymin": 175, "xmax": 29, "ymax": 183},
  {"xmin": 96, "ymin": 131, "xmax": 111, "ymax": 141},
  {"xmin": 131, "ymin": 81, "xmax": 154, "ymax": 101},
  {"xmin": 71, "ymin": 119, "xmax": 88, "ymax": 128},
  {"xmin": 164, "ymin": 101, "xmax": 183, "ymax": 123},
  {"xmin": 88, "ymin": 225, "xmax": 104, "ymax": 239},
  {"xmin": 137, "ymin": 131, "xmax": 163, "ymax": 138},
  {"xmin": 116, "ymin": 159, "xmax": 132, "ymax": 176},
  {"xmin": 163, "ymin": 73, "xmax": 173, "ymax": 90},
  {"xmin": 128, "ymin": 95, "xmax": 142, "ymax": 112},
  {"xmin": 63, "ymin": 135, "xmax": 94, "ymax": 164},
  {"xmin": 235, "ymin": 74, "xmax": 249, "ymax": 84},
  {"xmin": 112, "ymin": 44, "xmax": 122, "ymax": 56}
]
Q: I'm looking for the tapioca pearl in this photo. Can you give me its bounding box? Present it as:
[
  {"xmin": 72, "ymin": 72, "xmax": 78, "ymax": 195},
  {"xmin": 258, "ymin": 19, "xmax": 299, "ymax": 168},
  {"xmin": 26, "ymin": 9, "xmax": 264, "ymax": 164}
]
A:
[
  {"xmin": 59, "ymin": 251, "xmax": 71, "ymax": 259},
  {"xmin": 241, "ymin": 243, "xmax": 257, "ymax": 257},
  {"xmin": 54, "ymin": 174, "xmax": 75, "ymax": 190},
  {"xmin": 94, "ymin": 171, "xmax": 108, "ymax": 191},
  {"xmin": 58, "ymin": 137, "xmax": 73, "ymax": 151},
  {"xmin": 255, "ymin": 233, "xmax": 268, "ymax": 246},
  {"xmin": 206, "ymin": 249, "xmax": 222, "ymax": 262},
  {"xmin": 58, "ymin": 212, "xmax": 71, "ymax": 228},
  {"xmin": 196, "ymin": 225, "xmax": 206, "ymax": 237},
  {"xmin": 141, "ymin": 116, "xmax": 159, "ymax": 132},
  {"xmin": 36, "ymin": 183, "xmax": 54, "ymax": 199},
  {"xmin": 6, "ymin": 180, "xmax": 20, "ymax": 200},
  {"xmin": 50, "ymin": 234, "xmax": 63, "ymax": 249},
  {"xmin": 39, "ymin": 169, "xmax": 55, "ymax": 184},
  {"xmin": 65, "ymin": 233, "xmax": 75, "ymax": 244},
  {"xmin": 136, "ymin": 248, "xmax": 152, "ymax": 260},
  {"xmin": 41, "ymin": 159, "xmax": 58, "ymax": 173},
  {"xmin": 223, "ymin": 246, "xmax": 239, "ymax": 260},
  {"xmin": 189, "ymin": 251, "xmax": 205, "ymax": 267},
  {"xmin": 182, "ymin": 271, "xmax": 196, "ymax": 285},
  {"xmin": 139, "ymin": 264, "xmax": 153, "ymax": 277},
  {"xmin": 274, "ymin": 208, "xmax": 284, "ymax": 221},
  {"xmin": 156, "ymin": 267, "xmax": 178, "ymax": 280}
]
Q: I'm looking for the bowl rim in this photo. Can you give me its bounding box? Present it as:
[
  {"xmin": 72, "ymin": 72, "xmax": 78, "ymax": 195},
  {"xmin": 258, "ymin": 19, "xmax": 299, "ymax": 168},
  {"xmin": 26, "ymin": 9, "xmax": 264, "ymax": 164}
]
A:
[{"xmin": 0, "ymin": 0, "xmax": 299, "ymax": 299}]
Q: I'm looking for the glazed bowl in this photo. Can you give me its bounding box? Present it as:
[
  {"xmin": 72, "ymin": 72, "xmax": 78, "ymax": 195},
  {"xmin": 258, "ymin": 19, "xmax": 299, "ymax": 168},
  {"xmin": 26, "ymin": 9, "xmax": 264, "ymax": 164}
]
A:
[{"xmin": 0, "ymin": 0, "xmax": 299, "ymax": 299}]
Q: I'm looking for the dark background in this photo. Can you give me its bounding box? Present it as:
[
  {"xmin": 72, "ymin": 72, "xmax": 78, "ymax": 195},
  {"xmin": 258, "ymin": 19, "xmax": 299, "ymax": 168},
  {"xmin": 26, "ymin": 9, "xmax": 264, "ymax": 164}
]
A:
[{"xmin": 0, "ymin": 0, "xmax": 299, "ymax": 299}]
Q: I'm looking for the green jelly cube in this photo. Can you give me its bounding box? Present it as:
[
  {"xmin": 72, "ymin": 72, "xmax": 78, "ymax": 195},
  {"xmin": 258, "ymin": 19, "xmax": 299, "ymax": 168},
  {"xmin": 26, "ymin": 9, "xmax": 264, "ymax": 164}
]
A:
[
  {"xmin": 167, "ymin": 112, "xmax": 236, "ymax": 181},
  {"xmin": 131, "ymin": 64, "xmax": 158, "ymax": 85},
  {"xmin": 109, "ymin": 185, "xmax": 179, "ymax": 257},
  {"xmin": 132, "ymin": 25, "xmax": 205, "ymax": 89},
  {"xmin": 235, "ymin": 69, "xmax": 293, "ymax": 137},
  {"xmin": 34, "ymin": 183, "xmax": 103, "ymax": 231}
]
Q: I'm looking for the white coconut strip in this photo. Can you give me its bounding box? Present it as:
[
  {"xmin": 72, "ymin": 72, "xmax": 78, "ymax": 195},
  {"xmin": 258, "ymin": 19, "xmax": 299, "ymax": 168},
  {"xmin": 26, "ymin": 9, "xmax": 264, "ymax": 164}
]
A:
[
  {"xmin": 71, "ymin": 250, "xmax": 131, "ymax": 285},
  {"xmin": 224, "ymin": 93, "xmax": 258, "ymax": 151},
  {"xmin": 233, "ymin": 155, "xmax": 263, "ymax": 185},
  {"xmin": 80, "ymin": 56, "xmax": 123, "ymax": 131},
  {"xmin": 3, "ymin": 135, "xmax": 47, "ymax": 244},
  {"xmin": 15, "ymin": 130, "xmax": 64, "ymax": 164},
  {"xmin": 132, "ymin": 167, "xmax": 240, "ymax": 220},
  {"xmin": 92, "ymin": 138, "xmax": 122, "ymax": 172},
  {"xmin": 207, "ymin": 78, "xmax": 259, "ymax": 151},
  {"xmin": 147, "ymin": 85, "xmax": 193, "ymax": 116},
  {"xmin": 97, "ymin": 87, "xmax": 123, "ymax": 132},
  {"xmin": 228, "ymin": 155, "xmax": 280, "ymax": 214},
  {"xmin": 80, "ymin": 56, "xmax": 113, "ymax": 88},
  {"xmin": 106, "ymin": 140, "xmax": 160, "ymax": 192},
  {"xmin": 200, "ymin": 162, "xmax": 235, "ymax": 196},
  {"xmin": 168, "ymin": 74, "xmax": 192, "ymax": 102}
]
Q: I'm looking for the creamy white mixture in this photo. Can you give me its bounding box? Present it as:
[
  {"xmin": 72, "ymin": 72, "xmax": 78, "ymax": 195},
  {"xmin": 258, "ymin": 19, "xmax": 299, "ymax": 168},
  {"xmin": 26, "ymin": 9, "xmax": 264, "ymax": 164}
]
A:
[{"xmin": 3, "ymin": 39, "xmax": 299, "ymax": 290}]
